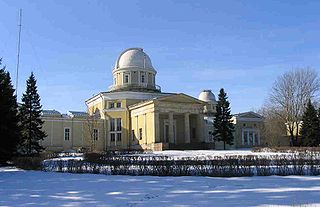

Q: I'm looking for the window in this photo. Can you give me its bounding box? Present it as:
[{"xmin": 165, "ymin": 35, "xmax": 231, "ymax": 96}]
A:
[
  {"xmin": 139, "ymin": 128, "xmax": 143, "ymax": 140},
  {"xmin": 110, "ymin": 133, "xmax": 115, "ymax": 142},
  {"xmin": 124, "ymin": 73, "xmax": 129, "ymax": 83},
  {"xmin": 110, "ymin": 118, "xmax": 122, "ymax": 144},
  {"xmin": 141, "ymin": 74, "xmax": 145, "ymax": 83},
  {"xmin": 109, "ymin": 102, "xmax": 115, "ymax": 109},
  {"xmin": 64, "ymin": 128, "xmax": 70, "ymax": 141},
  {"xmin": 93, "ymin": 129, "xmax": 99, "ymax": 141},
  {"xmin": 131, "ymin": 130, "xmax": 135, "ymax": 141},
  {"xmin": 114, "ymin": 77, "xmax": 116, "ymax": 85},
  {"xmin": 117, "ymin": 133, "xmax": 122, "ymax": 141},
  {"xmin": 110, "ymin": 119, "xmax": 115, "ymax": 131},
  {"xmin": 116, "ymin": 118, "xmax": 122, "ymax": 131},
  {"xmin": 116, "ymin": 102, "xmax": 121, "ymax": 108}
]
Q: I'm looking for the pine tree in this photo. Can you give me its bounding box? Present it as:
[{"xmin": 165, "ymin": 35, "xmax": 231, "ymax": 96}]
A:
[
  {"xmin": 19, "ymin": 72, "xmax": 46, "ymax": 155},
  {"xmin": 300, "ymin": 100, "xmax": 319, "ymax": 146},
  {"xmin": 0, "ymin": 59, "xmax": 20, "ymax": 163},
  {"xmin": 213, "ymin": 88, "xmax": 235, "ymax": 150}
]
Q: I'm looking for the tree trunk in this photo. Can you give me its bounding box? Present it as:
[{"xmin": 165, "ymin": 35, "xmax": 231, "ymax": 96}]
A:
[{"xmin": 223, "ymin": 141, "xmax": 226, "ymax": 150}]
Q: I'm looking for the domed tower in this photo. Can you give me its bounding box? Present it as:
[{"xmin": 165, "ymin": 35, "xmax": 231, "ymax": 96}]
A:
[
  {"xmin": 198, "ymin": 90, "xmax": 217, "ymax": 115},
  {"xmin": 109, "ymin": 48, "xmax": 161, "ymax": 92}
]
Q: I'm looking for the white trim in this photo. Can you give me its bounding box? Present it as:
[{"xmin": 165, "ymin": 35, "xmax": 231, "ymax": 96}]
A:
[
  {"xmin": 93, "ymin": 128, "xmax": 99, "ymax": 141},
  {"xmin": 64, "ymin": 127, "xmax": 71, "ymax": 141}
]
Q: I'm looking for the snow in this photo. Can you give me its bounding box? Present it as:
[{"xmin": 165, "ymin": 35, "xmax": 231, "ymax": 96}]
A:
[{"xmin": 1, "ymin": 168, "xmax": 320, "ymax": 206}]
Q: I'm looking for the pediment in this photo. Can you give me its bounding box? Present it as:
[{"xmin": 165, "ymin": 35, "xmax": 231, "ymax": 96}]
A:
[
  {"xmin": 236, "ymin": 112, "xmax": 263, "ymax": 119},
  {"xmin": 156, "ymin": 93, "xmax": 205, "ymax": 104}
]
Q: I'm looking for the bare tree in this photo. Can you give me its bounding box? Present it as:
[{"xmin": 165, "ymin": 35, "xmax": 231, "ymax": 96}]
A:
[
  {"xmin": 268, "ymin": 68, "xmax": 320, "ymax": 146},
  {"xmin": 85, "ymin": 110, "xmax": 101, "ymax": 152},
  {"xmin": 258, "ymin": 105, "xmax": 287, "ymax": 147}
]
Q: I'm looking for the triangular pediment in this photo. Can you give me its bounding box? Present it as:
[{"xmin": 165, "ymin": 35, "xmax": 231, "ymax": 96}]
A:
[
  {"xmin": 235, "ymin": 111, "xmax": 263, "ymax": 119},
  {"xmin": 156, "ymin": 93, "xmax": 205, "ymax": 104}
]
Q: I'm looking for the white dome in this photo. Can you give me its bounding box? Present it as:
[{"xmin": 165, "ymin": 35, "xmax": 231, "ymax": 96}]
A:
[
  {"xmin": 114, "ymin": 48, "xmax": 154, "ymax": 71},
  {"xmin": 198, "ymin": 90, "xmax": 216, "ymax": 103}
]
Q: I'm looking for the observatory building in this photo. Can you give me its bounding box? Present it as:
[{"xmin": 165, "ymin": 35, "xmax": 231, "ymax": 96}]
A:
[{"xmin": 41, "ymin": 48, "xmax": 264, "ymax": 151}]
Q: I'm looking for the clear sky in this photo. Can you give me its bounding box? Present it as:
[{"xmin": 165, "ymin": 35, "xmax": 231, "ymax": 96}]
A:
[{"xmin": 1, "ymin": 0, "xmax": 320, "ymax": 113}]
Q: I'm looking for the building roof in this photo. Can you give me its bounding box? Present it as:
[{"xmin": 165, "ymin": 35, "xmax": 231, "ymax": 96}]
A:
[
  {"xmin": 198, "ymin": 90, "xmax": 217, "ymax": 103},
  {"xmin": 68, "ymin": 111, "xmax": 88, "ymax": 118},
  {"xmin": 128, "ymin": 93, "xmax": 206, "ymax": 110},
  {"xmin": 42, "ymin": 110, "xmax": 61, "ymax": 117},
  {"xmin": 114, "ymin": 48, "xmax": 155, "ymax": 72}
]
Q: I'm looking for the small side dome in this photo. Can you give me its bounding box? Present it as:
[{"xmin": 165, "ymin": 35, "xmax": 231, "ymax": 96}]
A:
[
  {"xmin": 114, "ymin": 48, "xmax": 154, "ymax": 71},
  {"xmin": 198, "ymin": 90, "xmax": 216, "ymax": 103}
]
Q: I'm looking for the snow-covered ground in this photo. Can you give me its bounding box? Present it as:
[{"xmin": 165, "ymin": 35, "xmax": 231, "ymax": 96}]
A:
[{"xmin": 1, "ymin": 168, "xmax": 320, "ymax": 207}]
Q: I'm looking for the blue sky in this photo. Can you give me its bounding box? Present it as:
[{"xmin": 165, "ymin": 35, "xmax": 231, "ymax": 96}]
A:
[{"xmin": 1, "ymin": 0, "xmax": 320, "ymax": 113}]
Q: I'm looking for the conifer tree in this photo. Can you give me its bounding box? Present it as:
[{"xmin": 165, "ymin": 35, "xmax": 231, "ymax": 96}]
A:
[
  {"xmin": 213, "ymin": 88, "xmax": 235, "ymax": 150},
  {"xmin": 0, "ymin": 59, "xmax": 20, "ymax": 163},
  {"xmin": 19, "ymin": 72, "xmax": 46, "ymax": 155},
  {"xmin": 300, "ymin": 100, "xmax": 319, "ymax": 146}
]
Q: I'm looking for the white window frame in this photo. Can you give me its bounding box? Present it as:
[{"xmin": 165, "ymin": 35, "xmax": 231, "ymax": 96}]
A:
[
  {"xmin": 64, "ymin": 127, "xmax": 71, "ymax": 141},
  {"xmin": 110, "ymin": 118, "xmax": 122, "ymax": 146},
  {"xmin": 93, "ymin": 128, "xmax": 99, "ymax": 141},
  {"xmin": 139, "ymin": 71, "xmax": 147, "ymax": 84},
  {"xmin": 123, "ymin": 73, "xmax": 130, "ymax": 84}
]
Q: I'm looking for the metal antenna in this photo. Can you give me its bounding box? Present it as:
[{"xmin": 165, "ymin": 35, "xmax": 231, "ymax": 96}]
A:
[{"xmin": 15, "ymin": 9, "xmax": 22, "ymax": 97}]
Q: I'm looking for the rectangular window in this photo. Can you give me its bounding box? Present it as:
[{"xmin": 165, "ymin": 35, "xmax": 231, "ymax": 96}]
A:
[
  {"xmin": 110, "ymin": 118, "xmax": 122, "ymax": 145},
  {"xmin": 141, "ymin": 74, "xmax": 145, "ymax": 83},
  {"xmin": 110, "ymin": 133, "xmax": 115, "ymax": 142},
  {"xmin": 110, "ymin": 119, "xmax": 115, "ymax": 131},
  {"xmin": 117, "ymin": 133, "xmax": 122, "ymax": 141},
  {"xmin": 139, "ymin": 128, "xmax": 143, "ymax": 140},
  {"xmin": 109, "ymin": 102, "xmax": 115, "ymax": 109},
  {"xmin": 93, "ymin": 129, "xmax": 99, "ymax": 141},
  {"xmin": 124, "ymin": 74, "xmax": 129, "ymax": 83},
  {"xmin": 116, "ymin": 118, "xmax": 122, "ymax": 131},
  {"xmin": 64, "ymin": 128, "xmax": 70, "ymax": 141},
  {"xmin": 131, "ymin": 130, "xmax": 135, "ymax": 141},
  {"xmin": 116, "ymin": 102, "xmax": 121, "ymax": 108}
]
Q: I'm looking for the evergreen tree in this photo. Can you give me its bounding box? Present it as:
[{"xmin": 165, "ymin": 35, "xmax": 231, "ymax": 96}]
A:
[
  {"xmin": 19, "ymin": 72, "xmax": 46, "ymax": 155},
  {"xmin": 0, "ymin": 59, "xmax": 20, "ymax": 163},
  {"xmin": 213, "ymin": 88, "xmax": 235, "ymax": 150},
  {"xmin": 300, "ymin": 100, "xmax": 319, "ymax": 146}
]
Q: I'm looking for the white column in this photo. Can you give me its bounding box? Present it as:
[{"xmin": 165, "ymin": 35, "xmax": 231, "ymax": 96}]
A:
[
  {"xmin": 168, "ymin": 112, "xmax": 174, "ymax": 144},
  {"xmin": 184, "ymin": 113, "xmax": 190, "ymax": 143}
]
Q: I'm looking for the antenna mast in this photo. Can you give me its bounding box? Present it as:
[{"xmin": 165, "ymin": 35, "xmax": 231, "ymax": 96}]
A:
[{"xmin": 15, "ymin": 9, "xmax": 22, "ymax": 97}]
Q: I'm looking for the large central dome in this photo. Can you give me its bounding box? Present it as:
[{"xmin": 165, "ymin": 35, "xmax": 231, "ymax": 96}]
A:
[
  {"xmin": 114, "ymin": 48, "xmax": 155, "ymax": 71},
  {"xmin": 109, "ymin": 48, "xmax": 160, "ymax": 93}
]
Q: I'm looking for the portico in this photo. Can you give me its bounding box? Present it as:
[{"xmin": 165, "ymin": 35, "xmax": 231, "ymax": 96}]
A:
[{"xmin": 129, "ymin": 94, "xmax": 205, "ymax": 150}]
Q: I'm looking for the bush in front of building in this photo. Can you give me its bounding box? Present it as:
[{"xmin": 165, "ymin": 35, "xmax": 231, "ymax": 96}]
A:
[{"xmin": 42, "ymin": 151, "xmax": 320, "ymax": 177}]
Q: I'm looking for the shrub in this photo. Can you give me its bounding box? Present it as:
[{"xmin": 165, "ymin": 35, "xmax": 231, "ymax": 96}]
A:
[{"xmin": 12, "ymin": 156, "xmax": 44, "ymax": 170}]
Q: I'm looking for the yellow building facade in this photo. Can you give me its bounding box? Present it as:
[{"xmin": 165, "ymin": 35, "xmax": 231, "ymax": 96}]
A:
[{"xmin": 41, "ymin": 48, "xmax": 265, "ymax": 152}]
